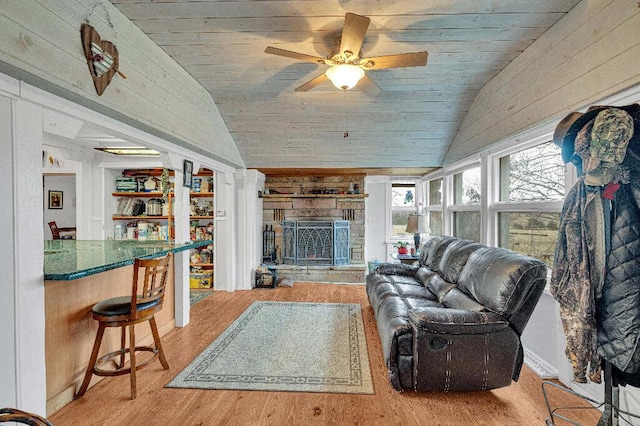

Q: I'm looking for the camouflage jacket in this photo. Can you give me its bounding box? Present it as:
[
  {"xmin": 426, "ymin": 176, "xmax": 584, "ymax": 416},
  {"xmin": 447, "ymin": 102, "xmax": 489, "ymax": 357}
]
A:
[{"xmin": 551, "ymin": 177, "xmax": 606, "ymax": 382}]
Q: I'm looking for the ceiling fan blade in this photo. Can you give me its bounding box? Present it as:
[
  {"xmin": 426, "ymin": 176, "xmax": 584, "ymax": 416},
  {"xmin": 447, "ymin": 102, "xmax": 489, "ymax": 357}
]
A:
[
  {"xmin": 265, "ymin": 46, "xmax": 326, "ymax": 64},
  {"xmin": 364, "ymin": 51, "xmax": 429, "ymax": 69},
  {"xmin": 339, "ymin": 13, "xmax": 370, "ymax": 57},
  {"xmin": 358, "ymin": 74, "xmax": 381, "ymax": 95},
  {"xmin": 295, "ymin": 74, "xmax": 329, "ymax": 92}
]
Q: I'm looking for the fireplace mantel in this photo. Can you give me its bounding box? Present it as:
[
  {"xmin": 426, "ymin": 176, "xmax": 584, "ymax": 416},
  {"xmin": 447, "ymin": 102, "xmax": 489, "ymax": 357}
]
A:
[{"xmin": 262, "ymin": 193, "xmax": 367, "ymax": 199}]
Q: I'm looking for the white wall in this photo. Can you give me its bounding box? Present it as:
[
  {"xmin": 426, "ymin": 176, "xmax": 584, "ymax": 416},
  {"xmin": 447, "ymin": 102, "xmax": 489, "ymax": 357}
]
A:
[
  {"xmin": 364, "ymin": 177, "xmax": 391, "ymax": 264},
  {"xmin": 43, "ymin": 175, "xmax": 76, "ymax": 239},
  {"xmin": 234, "ymin": 169, "xmax": 265, "ymax": 290},
  {"xmin": 0, "ymin": 83, "xmax": 18, "ymax": 410}
]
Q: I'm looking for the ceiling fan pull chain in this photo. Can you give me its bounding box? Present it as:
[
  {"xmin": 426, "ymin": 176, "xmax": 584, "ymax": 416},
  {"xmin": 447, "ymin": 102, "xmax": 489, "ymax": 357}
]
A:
[{"xmin": 343, "ymin": 90, "xmax": 349, "ymax": 138}]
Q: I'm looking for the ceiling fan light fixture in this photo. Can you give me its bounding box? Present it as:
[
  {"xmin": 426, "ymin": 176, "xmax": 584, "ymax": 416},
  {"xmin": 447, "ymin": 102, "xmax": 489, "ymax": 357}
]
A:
[{"xmin": 326, "ymin": 64, "xmax": 365, "ymax": 90}]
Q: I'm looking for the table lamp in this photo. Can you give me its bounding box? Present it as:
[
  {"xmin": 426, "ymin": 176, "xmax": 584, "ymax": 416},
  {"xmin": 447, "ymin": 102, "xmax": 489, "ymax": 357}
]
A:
[{"xmin": 406, "ymin": 214, "xmax": 430, "ymax": 252}]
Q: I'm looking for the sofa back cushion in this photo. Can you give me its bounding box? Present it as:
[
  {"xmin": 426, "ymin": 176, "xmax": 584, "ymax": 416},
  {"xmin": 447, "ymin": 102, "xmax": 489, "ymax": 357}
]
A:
[
  {"xmin": 456, "ymin": 246, "xmax": 547, "ymax": 325},
  {"xmin": 438, "ymin": 239, "xmax": 482, "ymax": 283},
  {"xmin": 424, "ymin": 237, "xmax": 457, "ymax": 271},
  {"xmin": 419, "ymin": 236, "xmax": 441, "ymax": 265}
]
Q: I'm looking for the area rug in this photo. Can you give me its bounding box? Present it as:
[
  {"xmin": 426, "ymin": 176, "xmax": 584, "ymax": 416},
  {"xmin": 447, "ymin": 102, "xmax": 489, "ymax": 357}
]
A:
[
  {"xmin": 190, "ymin": 289, "xmax": 214, "ymax": 306},
  {"xmin": 166, "ymin": 301, "xmax": 374, "ymax": 394}
]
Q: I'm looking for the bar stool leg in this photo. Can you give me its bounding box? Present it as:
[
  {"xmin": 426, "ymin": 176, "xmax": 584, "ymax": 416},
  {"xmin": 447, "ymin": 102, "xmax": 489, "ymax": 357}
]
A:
[
  {"xmin": 150, "ymin": 317, "xmax": 169, "ymax": 369},
  {"xmin": 76, "ymin": 323, "xmax": 106, "ymax": 398},
  {"xmin": 129, "ymin": 324, "xmax": 137, "ymax": 400},
  {"xmin": 119, "ymin": 325, "xmax": 126, "ymax": 369}
]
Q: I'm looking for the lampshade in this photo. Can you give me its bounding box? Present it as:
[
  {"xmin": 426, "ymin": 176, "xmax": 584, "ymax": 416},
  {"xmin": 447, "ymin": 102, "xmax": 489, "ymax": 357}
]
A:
[
  {"xmin": 326, "ymin": 64, "xmax": 365, "ymax": 90},
  {"xmin": 406, "ymin": 214, "xmax": 430, "ymax": 234}
]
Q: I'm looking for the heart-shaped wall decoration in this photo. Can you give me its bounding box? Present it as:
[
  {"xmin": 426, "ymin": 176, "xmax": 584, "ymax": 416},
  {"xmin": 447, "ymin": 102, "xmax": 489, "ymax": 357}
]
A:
[{"xmin": 80, "ymin": 24, "xmax": 120, "ymax": 96}]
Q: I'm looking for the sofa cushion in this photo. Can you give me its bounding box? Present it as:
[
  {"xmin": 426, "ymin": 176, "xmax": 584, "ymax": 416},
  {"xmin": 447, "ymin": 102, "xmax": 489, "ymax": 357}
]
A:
[
  {"xmin": 376, "ymin": 263, "xmax": 419, "ymax": 277},
  {"xmin": 415, "ymin": 267, "xmax": 436, "ymax": 286},
  {"xmin": 424, "ymin": 237, "xmax": 457, "ymax": 271},
  {"xmin": 457, "ymin": 246, "xmax": 547, "ymax": 319},
  {"xmin": 395, "ymin": 283, "xmax": 436, "ymax": 300},
  {"xmin": 405, "ymin": 297, "xmax": 441, "ymax": 310},
  {"xmin": 425, "ymin": 274, "xmax": 456, "ymax": 301},
  {"xmin": 439, "ymin": 239, "xmax": 482, "ymax": 283},
  {"xmin": 419, "ymin": 236, "xmax": 442, "ymax": 265},
  {"xmin": 440, "ymin": 287, "xmax": 487, "ymax": 312}
]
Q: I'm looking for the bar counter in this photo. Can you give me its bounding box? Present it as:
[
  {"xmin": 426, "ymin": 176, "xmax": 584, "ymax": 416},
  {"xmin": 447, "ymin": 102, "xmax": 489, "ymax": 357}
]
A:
[
  {"xmin": 44, "ymin": 239, "xmax": 211, "ymax": 280},
  {"xmin": 44, "ymin": 239, "xmax": 211, "ymax": 415}
]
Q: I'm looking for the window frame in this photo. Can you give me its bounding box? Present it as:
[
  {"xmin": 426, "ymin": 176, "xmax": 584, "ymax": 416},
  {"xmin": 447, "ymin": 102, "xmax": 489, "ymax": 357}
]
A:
[
  {"xmin": 389, "ymin": 178, "xmax": 424, "ymax": 242},
  {"xmin": 425, "ymin": 174, "xmax": 443, "ymax": 237},
  {"xmin": 446, "ymin": 161, "xmax": 482, "ymax": 242}
]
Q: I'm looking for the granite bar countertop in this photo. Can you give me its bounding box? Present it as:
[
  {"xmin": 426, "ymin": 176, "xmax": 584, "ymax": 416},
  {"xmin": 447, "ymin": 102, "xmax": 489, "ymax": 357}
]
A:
[{"xmin": 44, "ymin": 240, "xmax": 212, "ymax": 281}]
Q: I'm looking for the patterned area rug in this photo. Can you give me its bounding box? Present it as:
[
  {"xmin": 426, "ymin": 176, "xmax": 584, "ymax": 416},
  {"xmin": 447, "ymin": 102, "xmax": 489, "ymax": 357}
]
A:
[
  {"xmin": 166, "ymin": 301, "xmax": 374, "ymax": 394},
  {"xmin": 190, "ymin": 290, "xmax": 214, "ymax": 306}
]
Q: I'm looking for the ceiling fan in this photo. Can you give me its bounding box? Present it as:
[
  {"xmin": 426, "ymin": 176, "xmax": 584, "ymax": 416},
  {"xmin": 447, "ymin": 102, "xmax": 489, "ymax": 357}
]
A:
[{"xmin": 265, "ymin": 13, "xmax": 428, "ymax": 94}]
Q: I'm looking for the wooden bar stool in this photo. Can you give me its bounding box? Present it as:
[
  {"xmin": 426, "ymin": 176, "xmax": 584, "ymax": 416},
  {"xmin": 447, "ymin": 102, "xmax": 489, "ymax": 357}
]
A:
[
  {"xmin": 76, "ymin": 252, "xmax": 173, "ymax": 400},
  {"xmin": 0, "ymin": 408, "xmax": 52, "ymax": 425}
]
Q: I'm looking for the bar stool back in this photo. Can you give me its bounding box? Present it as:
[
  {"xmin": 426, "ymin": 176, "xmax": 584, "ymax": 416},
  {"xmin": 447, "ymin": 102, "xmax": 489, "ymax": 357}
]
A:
[{"xmin": 76, "ymin": 252, "xmax": 173, "ymax": 400}]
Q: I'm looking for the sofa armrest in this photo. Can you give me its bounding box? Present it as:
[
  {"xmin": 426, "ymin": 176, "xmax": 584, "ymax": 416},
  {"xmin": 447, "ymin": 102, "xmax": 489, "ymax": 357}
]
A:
[
  {"xmin": 374, "ymin": 262, "xmax": 420, "ymax": 278},
  {"xmin": 408, "ymin": 307, "xmax": 509, "ymax": 335}
]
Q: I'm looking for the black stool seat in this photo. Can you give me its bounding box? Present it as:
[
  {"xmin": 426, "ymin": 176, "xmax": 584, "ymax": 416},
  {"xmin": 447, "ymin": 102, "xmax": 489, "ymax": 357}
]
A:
[{"xmin": 93, "ymin": 296, "xmax": 160, "ymax": 317}]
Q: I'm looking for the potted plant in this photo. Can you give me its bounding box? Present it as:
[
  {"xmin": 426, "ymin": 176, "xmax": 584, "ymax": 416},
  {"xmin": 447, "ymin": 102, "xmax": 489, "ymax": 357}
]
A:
[{"xmin": 394, "ymin": 241, "xmax": 410, "ymax": 255}]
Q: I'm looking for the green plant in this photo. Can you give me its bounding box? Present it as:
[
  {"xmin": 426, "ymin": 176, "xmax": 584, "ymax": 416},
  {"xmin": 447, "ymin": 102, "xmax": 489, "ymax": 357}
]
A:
[{"xmin": 394, "ymin": 241, "xmax": 410, "ymax": 248}]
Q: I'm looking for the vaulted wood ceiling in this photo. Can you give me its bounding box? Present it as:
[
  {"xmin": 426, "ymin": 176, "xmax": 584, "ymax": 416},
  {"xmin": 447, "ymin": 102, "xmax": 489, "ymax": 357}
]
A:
[{"xmin": 111, "ymin": 0, "xmax": 581, "ymax": 175}]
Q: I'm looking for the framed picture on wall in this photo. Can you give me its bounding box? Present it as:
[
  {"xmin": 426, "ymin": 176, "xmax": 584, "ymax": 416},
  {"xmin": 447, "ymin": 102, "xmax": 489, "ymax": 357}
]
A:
[
  {"xmin": 183, "ymin": 160, "xmax": 193, "ymax": 188},
  {"xmin": 49, "ymin": 190, "xmax": 63, "ymax": 209}
]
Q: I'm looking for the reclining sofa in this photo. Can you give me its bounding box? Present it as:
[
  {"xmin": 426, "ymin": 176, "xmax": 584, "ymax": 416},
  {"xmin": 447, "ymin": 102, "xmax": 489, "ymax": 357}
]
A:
[{"xmin": 366, "ymin": 236, "xmax": 547, "ymax": 392}]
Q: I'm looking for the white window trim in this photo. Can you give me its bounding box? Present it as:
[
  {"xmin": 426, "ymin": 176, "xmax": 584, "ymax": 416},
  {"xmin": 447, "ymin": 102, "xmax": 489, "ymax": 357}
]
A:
[{"xmin": 389, "ymin": 178, "xmax": 423, "ymax": 243}]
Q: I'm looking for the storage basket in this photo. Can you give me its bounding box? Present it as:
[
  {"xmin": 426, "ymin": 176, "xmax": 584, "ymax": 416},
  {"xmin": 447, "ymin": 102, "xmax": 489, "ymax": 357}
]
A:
[{"xmin": 255, "ymin": 269, "xmax": 277, "ymax": 288}]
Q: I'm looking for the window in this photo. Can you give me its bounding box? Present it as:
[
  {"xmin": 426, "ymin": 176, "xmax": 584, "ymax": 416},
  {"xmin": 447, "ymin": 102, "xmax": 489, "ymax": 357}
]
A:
[
  {"xmin": 499, "ymin": 142, "xmax": 565, "ymax": 202},
  {"xmin": 498, "ymin": 212, "xmax": 561, "ymax": 266},
  {"xmin": 450, "ymin": 165, "xmax": 481, "ymax": 242},
  {"xmin": 426, "ymin": 178, "xmax": 443, "ymax": 236},
  {"xmin": 494, "ymin": 141, "xmax": 565, "ymax": 268},
  {"xmin": 392, "ymin": 180, "xmax": 417, "ymax": 238},
  {"xmin": 454, "ymin": 166, "xmax": 481, "ymax": 204}
]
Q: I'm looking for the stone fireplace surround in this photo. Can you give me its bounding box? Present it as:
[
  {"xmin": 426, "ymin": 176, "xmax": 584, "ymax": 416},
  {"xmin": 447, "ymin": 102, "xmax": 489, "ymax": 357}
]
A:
[{"xmin": 261, "ymin": 174, "xmax": 366, "ymax": 283}]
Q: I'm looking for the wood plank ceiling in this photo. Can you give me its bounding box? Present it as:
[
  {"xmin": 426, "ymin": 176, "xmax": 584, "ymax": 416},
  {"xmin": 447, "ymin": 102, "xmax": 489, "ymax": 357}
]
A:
[{"xmin": 111, "ymin": 0, "xmax": 581, "ymax": 175}]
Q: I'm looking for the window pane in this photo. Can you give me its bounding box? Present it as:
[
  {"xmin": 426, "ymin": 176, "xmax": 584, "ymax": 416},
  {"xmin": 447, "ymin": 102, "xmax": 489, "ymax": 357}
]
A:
[
  {"xmin": 429, "ymin": 178, "xmax": 442, "ymax": 205},
  {"xmin": 429, "ymin": 211, "xmax": 442, "ymax": 236},
  {"xmin": 453, "ymin": 167, "xmax": 481, "ymax": 204},
  {"xmin": 499, "ymin": 141, "xmax": 565, "ymax": 202},
  {"xmin": 392, "ymin": 210, "xmax": 411, "ymax": 237},
  {"xmin": 498, "ymin": 212, "xmax": 560, "ymax": 268},
  {"xmin": 453, "ymin": 211, "xmax": 480, "ymax": 242},
  {"xmin": 392, "ymin": 182, "xmax": 415, "ymax": 207}
]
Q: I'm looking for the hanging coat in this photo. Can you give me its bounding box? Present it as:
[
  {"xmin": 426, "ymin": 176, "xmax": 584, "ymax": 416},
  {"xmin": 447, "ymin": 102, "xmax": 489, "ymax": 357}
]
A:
[
  {"xmin": 550, "ymin": 177, "xmax": 606, "ymax": 383},
  {"xmin": 597, "ymin": 153, "xmax": 640, "ymax": 374}
]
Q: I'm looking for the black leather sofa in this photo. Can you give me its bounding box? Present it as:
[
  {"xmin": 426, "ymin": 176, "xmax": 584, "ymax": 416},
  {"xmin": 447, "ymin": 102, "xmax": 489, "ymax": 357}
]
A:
[{"xmin": 366, "ymin": 236, "xmax": 547, "ymax": 392}]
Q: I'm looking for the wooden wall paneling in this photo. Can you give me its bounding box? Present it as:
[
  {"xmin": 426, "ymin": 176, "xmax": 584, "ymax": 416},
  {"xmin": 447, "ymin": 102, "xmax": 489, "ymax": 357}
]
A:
[
  {"xmin": 0, "ymin": 1, "xmax": 243, "ymax": 168},
  {"xmin": 446, "ymin": 0, "xmax": 640, "ymax": 164}
]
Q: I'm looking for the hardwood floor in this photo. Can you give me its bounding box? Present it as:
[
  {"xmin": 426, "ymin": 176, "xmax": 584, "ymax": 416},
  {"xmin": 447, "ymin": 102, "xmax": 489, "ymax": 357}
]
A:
[{"xmin": 50, "ymin": 283, "xmax": 601, "ymax": 426}]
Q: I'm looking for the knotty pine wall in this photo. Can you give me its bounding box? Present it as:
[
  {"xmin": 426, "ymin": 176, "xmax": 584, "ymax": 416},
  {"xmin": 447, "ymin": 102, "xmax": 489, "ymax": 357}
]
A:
[
  {"xmin": 0, "ymin": 0, "xmax": 243, "ymax": 169},
  {"xmin": 447, "ymin": 0, "xmax": 640, "ymax": 164}
]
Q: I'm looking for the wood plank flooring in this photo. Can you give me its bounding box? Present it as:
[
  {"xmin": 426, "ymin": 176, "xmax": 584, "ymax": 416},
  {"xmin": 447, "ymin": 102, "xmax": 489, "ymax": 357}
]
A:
[{"xmin": 49, "ymin": 283, "xmax": 601, "ymax": 426}]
